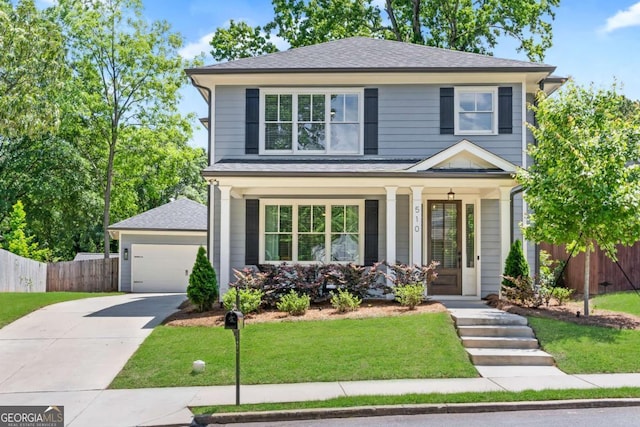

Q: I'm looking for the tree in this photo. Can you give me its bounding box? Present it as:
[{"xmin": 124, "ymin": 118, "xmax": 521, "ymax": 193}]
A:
[
  {"xmin": 188, "ymin": 246, "xmax": 218, "ymax": 312},
  {"xmin": 0, "ymin": 0, "xmax": 67, "ymax": 141},
  {"xmin": 518, "ymin": 81, "xmax": 640, "ymax": 316},
  {"xmin": 502, "ymin": 239, "xmax": 529, "ymax": 287},
  {"xmin": 57, "ymin": 0, "xmax": 193, "ymax": 258},
  {"xmin": 210, "ymin": 0, "xmax": 559, "ymax": 62},
  {"xmin": 1, "ymin": 201, "xmax": 51, "ymax": 262}
]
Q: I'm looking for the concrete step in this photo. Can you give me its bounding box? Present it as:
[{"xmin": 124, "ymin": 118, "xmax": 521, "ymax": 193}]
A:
[
  {"xmin": 457, "ymin": 325, "xmax": 535, "ymax": 338},
  {"xmin": 466, "ymin": 348, "xmax": 555, "ymax": 366},
  {"xmin": 450, "ymin": 310, "xmax": 528, "ymax": 327},
  {"xmin": 460, "ymin": 336, "xmax": 539, "ymax": 349}
]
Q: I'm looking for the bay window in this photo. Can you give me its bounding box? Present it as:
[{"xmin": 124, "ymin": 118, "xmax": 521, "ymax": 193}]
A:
[
  {"xmin": 261, "ymin": 201, "xmax": 363, "ymax": 263},
  {"xmin": 260, "ymin": 89, "xmax": 363, "ymax": 154}
]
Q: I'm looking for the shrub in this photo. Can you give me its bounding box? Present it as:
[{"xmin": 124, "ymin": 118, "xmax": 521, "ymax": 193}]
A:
[
  {"xmin": 386, "ymin": 261, "xmax": 438, "ymax": 288},
  {"xmin": 501, "ymin": 275, "xmax": 543, "ymax": 308},
  {"xmin": 502, "ymin": 240, "xmax": 529, "ymax": 287},
  {"xmin": 259, "ymin": 264, "xmax": 322, "ymax": 307},
  {"xmin": 187, "ymin": 247, "xmax": 218, "ymax": 312},
  {"xmin": 394, "ymin": 283, "xmax": 426, "ymax": 310},
  {"xmin": 276, "ymin": 290, "xmax": 310, "ymax": 316},
  {"xmin": 552, "ymin": 287, "xmax": 574, "ymax": 306},
  {"xmin": 330, "ymin": 289, "xmax": 362, "ymax": 313},
  {"xmin": 222, "ymin": 288, "xmax": 264, "ymax": 314}
]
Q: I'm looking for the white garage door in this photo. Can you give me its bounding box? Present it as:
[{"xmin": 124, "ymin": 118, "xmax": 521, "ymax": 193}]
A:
[{"xmin": 131, "ymin": 244, "xmax": 200, "ymax": 292}]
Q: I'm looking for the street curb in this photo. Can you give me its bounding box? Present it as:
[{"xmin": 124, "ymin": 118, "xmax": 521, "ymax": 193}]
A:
[{"xmin": 190, "ymin": 398, "xmax": 640, "ymax": 425}]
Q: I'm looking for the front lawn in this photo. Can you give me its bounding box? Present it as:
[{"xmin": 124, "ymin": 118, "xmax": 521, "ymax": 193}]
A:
[
  {"xmin": 110, "ymin": 312, "xmax": 477, "ymax": 389},
  {"xmin": 529, "ymin": 316, "xmax": 640, "ymax": 374},
  {"xmin": 592, "ymin": 291, "xmax": 640, "ymax": 317},
  {"xmin": 0, "ymin": 292, "xmax": 121, "ymax": 329}
]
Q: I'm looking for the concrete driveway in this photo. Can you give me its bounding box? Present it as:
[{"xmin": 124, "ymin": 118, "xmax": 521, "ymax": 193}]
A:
[{"xmin": 0, "ymin": 293, "xmax": 185, "ymax": 393}]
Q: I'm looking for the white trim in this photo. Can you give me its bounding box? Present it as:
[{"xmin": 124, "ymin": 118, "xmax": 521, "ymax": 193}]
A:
[
  {"xmin": 521, "ymin": 79, "xmax": 527, "ymax": 169},
  {"xmin": 259, "ymin": 88, "xmax": 364, "ymax": 155},
  {"xmin": 410, "ymin": 186, "xmax": 423, "ymax": 265},
  {"xmin": 385, "ymin": 187, "xmax": 397, "ymax": 264},
  {"xmin": 208, "ymin": 185, "xmax": 216, "ymax": 273},
  {"xmin": 454, "ymin": 86, "xmax": 498, "ymax": 135},
  {"xmin": 405, "ymin": 139, "xmax": 518, "ymax": 173},
  {"xmin": 499, "ymin": 187, "xmax": 511, "ymax": 278},
  {"xmin": 258, "ymin": 199, "xmax": 365, "ymax": 264},
  {"xmin": 219, "ymin": 186, "xmax": 231, "ymax": 295},
  {"xmin": 114, "ymin": 230, "xmax": 207, "ymax": 237},
  {"xmin": 210, "ymin": 85, "xmax": 216, "ymax": 164}
]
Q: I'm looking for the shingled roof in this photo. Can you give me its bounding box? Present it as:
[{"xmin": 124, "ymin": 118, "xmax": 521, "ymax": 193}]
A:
[
  {"xmin": 109, "ymin": 198, "xmax": 207, "ymax": 232},
  {"xmin": 186, "ymin": 37, "xmax": 555, "ymax": 75}
]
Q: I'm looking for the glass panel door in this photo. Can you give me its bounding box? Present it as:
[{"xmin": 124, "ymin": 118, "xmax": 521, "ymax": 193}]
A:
[{"xmin": 428, "ymin": 201, "xmax": 462, "ymax": 295}]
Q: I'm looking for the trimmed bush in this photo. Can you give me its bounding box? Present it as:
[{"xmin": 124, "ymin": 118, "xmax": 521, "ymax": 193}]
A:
[
  {"xmin": 552, "ymin": 287, "xmax": 574, "ymax": 306},
  {"xmin": 222, "ymin": 288, "xmax": 264, "ymax": 314},
  {"xmin": 330, "ymin": 289, "xmax": 362, "ymax": 313},
  {"xmin": 187, "ymin": 247, "xmax": 218, "ymax": 312},
  {"xmin": 276, "ymin": 290, "xmax": 310, "ymax": 316},
  {"xmin": 502, "ymin": 240, "xmax": 529, "ymax": 287},
  {"xmin": 395, "ymin": 283, "xmax": 426, "ymax": 310}
]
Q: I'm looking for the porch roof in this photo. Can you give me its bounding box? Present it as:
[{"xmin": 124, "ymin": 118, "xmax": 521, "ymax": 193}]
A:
[{"xmin": 202, "ymin": 158, "xmax": 512, "ymax": 179}]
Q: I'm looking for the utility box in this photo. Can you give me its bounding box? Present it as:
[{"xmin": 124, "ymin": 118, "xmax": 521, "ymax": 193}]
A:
[{"xmin": 224, "ymin": 310, "xmax": 244, "ymax": 330}]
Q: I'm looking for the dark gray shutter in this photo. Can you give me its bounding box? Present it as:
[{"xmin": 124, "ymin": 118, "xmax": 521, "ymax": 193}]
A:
[
  {"xmin": 245, "ymin": 199, "xmax": 259, "ymax": 265},
  {"xmin": 364, "ymin": 88, "xmax": 378, "ymax": 155},
  {"xmin": 364, "ymin": 200, "xmax": 379, "ymax": 266},
  {"xmin": 498, "ymin": 87, "xmax": 513, "ymax": 134},
  {"xmin": 440, "ymin": 87, "xmax": 454, "ymax": 134},
  {"xmin": 245, "ymin": 88, "xmax": 259, "ymax": 154}
]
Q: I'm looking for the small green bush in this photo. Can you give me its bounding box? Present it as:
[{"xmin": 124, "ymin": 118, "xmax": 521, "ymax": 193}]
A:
[
  {"xmin": 187, "ymin": 247, "xmax": 218, "ymax": 312},
  {"xmin": 276, "ymin": 290, "xmax": 310, "ymax": 316},
  {"xmin": 552, "ymin": 287, "xmax": 574, "ymax": 306},
  {"xmin": 330, "ymin": 289, "xmax": 362, "ymax": 313},
  {"xmin": 502, "ymin": 240, "xmax": 529, "ymax": 287},
  {"xmin": 222, "ymin": 288, "xmax": 264, "ymax": 314},
  {"xmin": 394, "ymin": 283, "xmax": 425, "ymax": 310},
  {"xmin": 501, "ymin": 275, "xmax": 543, "ymax": 308}
]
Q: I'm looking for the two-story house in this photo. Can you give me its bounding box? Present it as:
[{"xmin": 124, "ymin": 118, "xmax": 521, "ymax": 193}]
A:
[{"xmin": 186, "ymin": 37, "xmax": 563, "ymax": 299}]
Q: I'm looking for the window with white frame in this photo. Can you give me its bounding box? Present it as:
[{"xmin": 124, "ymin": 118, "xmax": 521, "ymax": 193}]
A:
[
  {"xmin": 261, "ymin": 202, "xmax": 363, "ymax": 263},
  {"xmin": 261, "ymin": 89, "xmax": 363, "ymax": 154},
  {"xmin": 454, "ymin": 87, "xmax": 498, "ymax": 135}
]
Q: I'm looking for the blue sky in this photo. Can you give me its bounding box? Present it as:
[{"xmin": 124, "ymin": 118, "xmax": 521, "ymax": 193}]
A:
[{"xmin": 39, "ymin": 0, "xmax": 640, "ymax": 148}]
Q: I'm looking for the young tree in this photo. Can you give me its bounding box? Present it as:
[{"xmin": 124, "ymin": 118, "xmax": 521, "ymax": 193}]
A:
[
  {"xmin": 519, "ymin": 81, "xmax": 640, "ymax": 316},
  {"xmin": 188, "ymin": 247, "xmax": 218, "ymax": 312},
  {"xmin": 2, "ymin": 201, "xmax": 51, "ymax": 262},
  {"xmin": 502, "ymin": 239, "xmax": 530, "ymax": 287},
  {"xmin": 210, "ymin": 0, "xmax": 559, "ymax": 62},
  {"xmin": 57, "ymin": 0, "xmax": 193, "ymax": 258}
]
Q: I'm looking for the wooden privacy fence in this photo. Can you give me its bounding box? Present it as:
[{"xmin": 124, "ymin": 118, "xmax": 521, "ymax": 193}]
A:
[
  {"xmin": 47, "ymin": 258, "xmax": 118, "ymax": 292},
  {"xmin": 540, "ymin": 242, "xmax": 640, "ymax": 295},
  {"xmin": 0, "ymin": 249, "xmax": 47, "ymax": 292}
]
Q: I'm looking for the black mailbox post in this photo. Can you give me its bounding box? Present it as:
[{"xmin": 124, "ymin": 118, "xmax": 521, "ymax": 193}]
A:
[
  {"xmin": 224, "ymin": 310, "xmax": 244, "ymax": 330},
  {"xmin": 225, "ymin": 306, "xmax": 244, "ymax": 406}
]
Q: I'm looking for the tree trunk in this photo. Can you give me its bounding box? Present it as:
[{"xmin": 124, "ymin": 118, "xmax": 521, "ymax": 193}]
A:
[
  {"xmin": 103, "ymin": 143, "xmax": 116, "ymax": 259},
  {"xmin": 583, "ymin": 244, "xmax": 590, "ymax": 316}
]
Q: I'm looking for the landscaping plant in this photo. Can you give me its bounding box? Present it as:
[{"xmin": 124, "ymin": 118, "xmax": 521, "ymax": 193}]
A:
[
  {"xmin": 330, "ymin": 289, "xmax": 362, "ymax": 313},
  {"xmin": 187, "ymin": 246, "xmax": 218, "ymax": 312},
  {"xmin": 394, "ymin": 283, "xmax": 426, "ymax": 310},
  {"xmin": 502, "ymin": 240, "xmax": 529, "ymax": 287},
  {"xmin": 276, "ymin": 290, "xmax": 311, "ymax": 316},
  {"xmin": 222, "ymin": 288, "xmax": 264, "ymax": 314}
]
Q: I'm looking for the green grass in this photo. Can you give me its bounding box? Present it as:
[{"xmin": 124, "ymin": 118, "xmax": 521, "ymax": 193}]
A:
[
  {"xmin": 0, "ymin": 292, "xmax": 121, "ymax": 329},
  {"xmin": 592, "ymin": 291, "xmax": 640, "ymax": 317},
  {"xmin": 110, "ymin": 312, "xmax": 477, "ymax": 389},
  {"xmin": 529, "ymin": 316, "xmax": 640, "ymax": 374},
  {"xmin": 193, "ymin": 387, "xmax": 640, "ymax": 414}
]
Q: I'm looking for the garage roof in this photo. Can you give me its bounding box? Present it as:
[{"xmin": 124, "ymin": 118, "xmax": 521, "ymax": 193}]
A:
[{"xmin": 109, "ymin": 198, "xmax": 207, "ymax": 235}]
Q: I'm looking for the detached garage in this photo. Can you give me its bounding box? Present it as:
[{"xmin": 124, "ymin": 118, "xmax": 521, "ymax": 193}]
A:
[{"xmin": 109, "ymin": 198, "xmax": 207, "ymax": 293}]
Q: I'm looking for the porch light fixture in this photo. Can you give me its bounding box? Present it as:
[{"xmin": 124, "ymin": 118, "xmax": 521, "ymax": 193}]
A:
[
  {"xmin": 447, "ymin": 188, "xmax": 455, "ymax": 200},
  {"xmin": 124, "ymin": 248, "xmax": 128, "ymax": 261}
]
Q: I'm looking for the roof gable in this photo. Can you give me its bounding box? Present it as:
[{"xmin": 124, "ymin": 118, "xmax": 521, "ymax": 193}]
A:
[
  {"xmin": 405, "ymin": 140, "xmax": 518, "ymax": 173},
  {"xmin": 187, "ymin": 37, "xmax": 554, "ymax": 75},
  {"xmin": 109, "ymin": 198, "xmax": 207, "ymax": 232}
]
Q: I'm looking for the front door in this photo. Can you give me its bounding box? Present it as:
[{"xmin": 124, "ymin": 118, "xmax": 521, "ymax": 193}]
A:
[{"xmin": 427, "ymin": 201, "xmax": 462, "ymax": 295}]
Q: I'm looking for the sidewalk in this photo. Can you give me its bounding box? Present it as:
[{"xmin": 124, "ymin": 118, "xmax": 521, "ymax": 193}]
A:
[{"xmin": 3, "ymin": 374, "xmax": 640, "ymax": 426}]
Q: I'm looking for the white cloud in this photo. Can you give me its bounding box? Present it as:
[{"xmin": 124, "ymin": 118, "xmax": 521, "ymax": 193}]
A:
[
  {"xmin": 179, "ymin": 32, "xmax": 214, "ymax": 59},
  {"xmin": 602, "ymin": 2, "xmax": 640, "ymax": 33}
]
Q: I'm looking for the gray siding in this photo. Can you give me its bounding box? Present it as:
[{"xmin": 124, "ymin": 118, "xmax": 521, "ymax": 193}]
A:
[
  {"xmin": 213, "ymin": 84, "xmax": 524, "ymax": 164},
  {"xmin": 377, "ymin": 84, "xmax": 523, "ymax": 165},
  {"xmin": 481, "ymin": 199, "xmax": 500, "ymax": 297},
  {"xmin": 119, "ymin": 234, "xmax": 206, "ymax": 292}
]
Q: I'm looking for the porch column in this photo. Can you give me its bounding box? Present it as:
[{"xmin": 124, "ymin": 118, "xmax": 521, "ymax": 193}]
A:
[
  {"xmin": 385, "ymin": 186, "xmax": 397, "ymax": 264},
  {"xmin": 410, "ymin": 186, "xmax": 423, "ymax": 266},
  {"xmin": 499, "ymin": 187, "xmax": 511, "ymax": 276},
  {"xmin": 208, "ymin": 185, "xmax": 215, "ymax": 270},
  {"xmin": 219, "ymin": 185, "xmax": 232, "ymax": 295}
]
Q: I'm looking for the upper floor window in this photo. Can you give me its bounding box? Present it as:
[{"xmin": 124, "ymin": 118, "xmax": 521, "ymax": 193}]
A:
[
  {"xmin": 454, "ymin": 87, "xmax": 498, "ymax": 135},
  {"xmin": 261, "ymin": 89, "xmax": 363, "ymax": 155}
]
